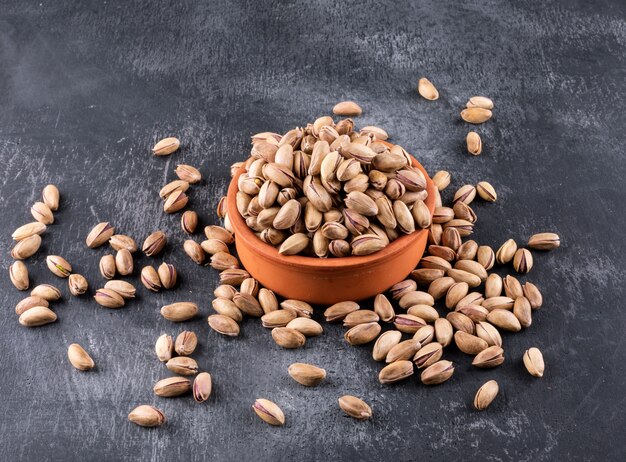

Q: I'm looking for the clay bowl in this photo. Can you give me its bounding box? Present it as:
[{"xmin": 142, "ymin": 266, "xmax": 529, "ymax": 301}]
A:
[{"xmin": 226, "ymin": 155, "xmax": 436, "ymax": 305}]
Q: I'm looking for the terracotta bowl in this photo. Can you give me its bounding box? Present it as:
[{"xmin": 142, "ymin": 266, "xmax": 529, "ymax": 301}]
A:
[{"xmin": 226, "ymin": 155, "xmax": 436, "ymax": 305}]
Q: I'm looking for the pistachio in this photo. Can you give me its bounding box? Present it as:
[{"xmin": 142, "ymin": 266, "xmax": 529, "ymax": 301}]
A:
[
  {"xmin": 163, "ymin": 190, "xmax": 188, "ymax": 213},
  {"xmin": 19, "ymin": 306, "xmax": 57, "ymax": 327},
  {"xmin": 141, "ymin": 266, "xmax": 161, "ymax": 292},
  {"xmin": 394, "ymin": 314, "xmax": 426, "ymax": 334},
  {"xmin": 466, "ymin": 131, "xmax": 482, "ymax": 155},
  {"xmin": 351, "ymin": 234, "xmax": 387, "ymax": 255},
  {"xmin": 208, "ymin": 314, "xmax": 240, "ymax": 336},
  {"xmin": 441, "ymin": 227, "xmax": 461, "ymax": 251},
  {"xmin": 128, "ymin": 405, "xmax": 166, "ymax": 427},
  {"xmin": 258, "ymin": 288, "xmax": 278, "ymax": 314},
  {"xmin": 410, "ymin": 268, "xmax": 445, "ymax": 286},
  {"xmin": 286, "ymin": 317, "xmax": 323, "ymax": 337},
  {"xmin": 445, "ymin": 282, "xmax": 469, "ymax": 309},
  {"xmin": 386, "ymin": 339, "xmax": 421, "ymax": 363},
  {"xmin": 15, "ymin": 296, "xmax": 48, "ymax": 316},
  {"xmin": 523, "ymin": 282, "xmax": 543, "ymax": 309},
  {"xmin": 453, "ymin": 201, "xmax": 477, "ymax": 223},
  {"xmin": 472, "ymin": 346, "xmax": 505, "ymax": 368},
  {"xmin": 102, "ymin": 280, "xmax": 135, "ymax": 299},
  {"xmin": 338, "ymin": 395, "xmax": 372, "ymax": 420},
  {"xmin": 239, "ymin": 278, "xmax": 260, "ymax": 298},
  {"xmin": 372, "ymin": 330, "xmax": 402, "ymax": 361},
  {"xmin": 344, "ymin": 322, "xmax": 381, "ymax": 345},
  {"xmin": 482, "ymin": 296, "xmax": 514, "ymax": 311},
  {"xmin": 115, "ymin": 249, "xmax": 133, "ymax": 276},
  {"xmin": 179, "ymin": 210, "xmax": 199, "ymax": 235},
  {"xmin": 474, "ymin": 380, "xmax": 499, "ymax": 411},
  {"xmin": 407, "ymin": 305, "xmax": 439, "ymax": 322},
  {"xmin": 272, "ymin": 327, "xmax": 306, "ymax": 349},
  {"xmin": 418, "ymin": 77, "xmax": 439, "ymax": 100},
  {"xmin": 495, "ymin": 239, "xmax": 517, "ymax": 265},
  {"xmin": 233, "ymin": 293, "xmax": 264, "ymax": 317},
  {"xmin": 503, "ymin": 275, "xmax": 523, "ymax": 299},
  {"xmin": 161, "ymin": 302, "xmax": 197, "ymax": 322},
  {"xmin": 181, "ymin": 240, "xmax": 205, "ymax": 265},
  {"xmin": 11, "ymin": 234, "xmax": 42, "ymax": 260},
  {"xmin": 155, "ymin": 262, "xmax": 178, "ymax": 290},
  {"xmin": 261, "ymin": 310, "xmax": 297, "ymax": 328},
  {"xmin": 12, "ymin": 222, "xmax": 47, "ymax": 241},
  {"xmin": 528, "ymin": 232, "xmax": 560, "ymax": 250},
  {"xmin": 9, "ymin": 261, "xmax": 29, "ymax": 290},
  {"xmin": 428, "ymin": 277, "xmax": 456, "ymax": 300},
  {"xmin": 174, "ymin": 331, "xmax": 198, "ymax": 356},
  {"xmin": 278, "ymin": 233, "xmax": 310, "ymax": 255},
  {"xmin": 166, "ymin": 357, "xmax": 199, "ymax": 376},
  {"xmin": 142, "ymin": 231, "xmax": 167, "ymax": 256},
  {"xmin": 412, "ymin": 200, "xmax": 432, "ymax": 229},
  {"xmin": 456, "ymin": 305, "xmax": 489, "ymax": 323},
  {"xmin": 466, "ymin": 96, "xmax": 494, "ymax": 109},
  {"xmin": 219, "ymin": 268, "xmax": 250, "ymax": 286},
  {"xmin": 420, "ymin": 360, "xmax": 454, "ymax": 385},
  {"xmin": 374, "ymin": 294, "xmax": 395, "ymax": 322},
  {"xmin": 94, "ymin": 288, "xmax": 125, "ymax": 308},
  {"xmin": 153, "ymin": 376, "xmax": 192, "ymax": 397},
  {"xmin": 273, "ymin": 199, "xmax": 301, "ymax": 229},
  {"xmin": 252, "ymin": 398, "xmax": 285, "ymax": 426},
  {"xmin": 523, "ymin": 347, "xmax": 545, "ymax": 377},
  {"xmin": 461, "ymin": 107, "xmax": 493, "ymax": 124},
  {"xmin": 97, "ymin": 254, "xmax": 115, "ymax": 280},
  {"xmin": 454, "ymin": 260, "xmax": 488, "ymax": 282},
  {"xmin": 457, "ymin": 292, "xmax": 485, "ymax": 308},
  {"xmin": 453, "ymin": 185, "xmax": 476, "ymax": 204},
  {"xmin": 333, "ymin": 101, "xmax": 362, "ymax": 116},
  {"xmin": 513, "ymin": 248, "xmax": 533, "ymax": 274},
  {"xmin": 86, "ymin": 222, "xmax": 114, "ymax": 248},
  {"xmin": 324, "ymin": 301, "xmax": 360, "ymax": 322},
  {"xmin": 434, "ymin": 318, "xmax": 453, "ymax": 347},
  {"xmin": 411, "ymin": 342, "xmax": 442, "ymax": 369},
  {"xmin": 446, "ymin": 312, "xmax": 475, "ymax": 334},
  {"xmin": 447, "ymin": 269, "xmax": 481, "ymax": 288},
  {"xmin": 389, "ymin": 280, "xmax": 417, "ymax": 300},
  {"xmin": 379, "ymin": 360, "xmax": 414, "ymax": 384},
  {"xmin": 487, "ymin": 309, "xmax": 521, "ymax": 332},
  {"xmin": 399, "ymin": 291, "xmax": 435, "ymax": 309},
  {"xmin": 175, "ymin": 164, "xmax": 202, "ymax": 184},
  {"xmin": 152, "ymin": 137, "xmax": 180, "ymax": 156},
  {"xmin": 476, "ymin": 181, "xmax": 497, "ymax": 202},
  {"xmin": 155, "ymin": 334, "xmax": 174, "ymax": 362},
  {"xmin": 288, "ymin": 363, "xmax": 327, "ymax": 387},
  {"xmin": 30, "ymin": 284, "xmax": 61, "ymax": 301},
  {"xmin": 31, "ymin": 201, "xmax": 54, "ymax": 225},
  {"xmin": 69, "ymin": 274, "xmax": 88, "ymax": 296},
  {"xmin": 343, "ymin": 310, "xmax": 380, "ymax": 328},
  {"xmin": 431, "ymin": 170, "xmax": 451, "ymax": 191},
  {"xmin": 41, "ymin": 184, "xmax": 60, "ymax": 211},
  {"xmin": 454, "ymin": 331, "xmax": 489, "ymax": 355},
  {"xmin": 477, "ymin": 246, "xmax": 495, "ymax": 270},
  {"xmin": 201, "ymin": 239, "xmax": 229, "ymax": 255},
  {"xmin": 212, "ymin": 298, "xmax": 243, "ymax": 322},
  {"xmin": 192, "ymin": 372, "xmax": 212, "ymax": 403},
  {"xmin": 475, "ymin": 322, "xmax": 502, "ymax": 347},
  {"xmin": 217, "ymin": 196, "xmax": 228, "ymax": 217},
  {"xmin": 214, "ymin": 284, "xmax": 237, "ymax": 300},
  {"xmin": 67, "ymin": 343, "xmax": 95, "ymax": 371}
]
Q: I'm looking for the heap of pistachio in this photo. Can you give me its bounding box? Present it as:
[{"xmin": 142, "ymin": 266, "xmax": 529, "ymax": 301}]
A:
[{"xmin": 231, "ymin": 117, "xmax": 431, "ymax": 257}]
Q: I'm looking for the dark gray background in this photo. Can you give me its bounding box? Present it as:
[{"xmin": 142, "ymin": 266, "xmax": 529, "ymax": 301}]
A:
[{"xmin": 1, "ymin": 1, "xmax": 625, "ymax": 461}]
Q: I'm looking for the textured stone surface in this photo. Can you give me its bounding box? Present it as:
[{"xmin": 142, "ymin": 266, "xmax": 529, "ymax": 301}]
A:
[{"xmin": 1, "ymin": 1, "xmax": 625, "ymax": 460}]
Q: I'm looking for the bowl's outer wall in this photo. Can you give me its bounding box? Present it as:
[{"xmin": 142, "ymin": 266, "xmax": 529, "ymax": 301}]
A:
[{"xmin": 227, "ymin": 155, "xmax": 437, "ymax": 305}]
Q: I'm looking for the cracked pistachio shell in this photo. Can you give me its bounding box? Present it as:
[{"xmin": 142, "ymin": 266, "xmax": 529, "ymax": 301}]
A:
[
  {"xmin": 461, "ymin": 107, "xmax": 493, "ymax": 124},
  {"xmin": 157, "ymin": 263, "xmax": 177, "ymax": 289},
  {"xmin": 69, "ymin": 274, "xmax": 88, "ymax": 296},
  {"xmin": 128, "ymin": 405, "xmax": 166, "ymax": 427},
  {"xmin": 12, "ymin": 222, "xmax": 47, "ymax": 241},
  {"xmin": 523, "ymin": 282, "xmax": 543, "ymax": 309},
  {"xmin": 523, "ymin": 347, "xmax": 545, "ymax": 377},
  {"xmin": 338, "ymin": 395, "xmax": 372, "ymax": 420},
  {"xmin": 184, "ymin": 240, "xmax": 206, "ymax": 265},
  {"xmin": 513, "ymin": 248, "xmax": 533, "ymax": 274},
  {"xmin": 476, "ymin": 181, "xmax": 497, "ymax": 202},
  {"xmin": 166, "ymin": 356, "xmax": 198, "ymax": 376},
  {"xmin": 175, "ymin": 331, "xmax": 198, "ymax": 356},
  {"xmin": 374, "ymin": 294, "xmax": 395, "ymax": 323},
  {"xmin": 153, "ymin": 377, "xmax": 192, "ymax": 397},
  {"xmin": 212, "ymin": 298, "xmax": 243, "ymax": 322},
  {"xmin": 163, "ymin": 190, "xmax": 188, "ymax": 213},
  {"xmin": 175, "ymin": 164, "xmax": 202, "ymax": 184},
  {"xmin": 453, "ymin": 185, "xmax": 476, "ymax": 204},
  {"xmin": 15, "ymin": 296, "xmax": 48, "ymax": 316},
  {"xmin": 253, "ymin": 398, "xmax": 285, "ymax": 426},
  {"xmin": 379, "ymin": 360, "xmax": 414, "ymax": 384},
  {"xmin": 208, "ymin": 314, "xmax": 240, "ymax": 336},
  {"xmin": 193, "ymin": 372, "xmax": 212, "ymax": 403},
  {"xmin": 109, "ymin": 234, "xmax": 138, "ymax": 252},
  {"xmin": 344, "ymin": 322, "xmax": 381, "ymax": 345},
  {"xmin": 94, "ymin": 288, "xmax": 125, "ymax": 308},
  {"xmin": 278, "ymin": 233, "xmax": 310, "ymax": 256},
  {"xmin": 434, "ymin": 318, "xmax": 453, "ymax": 347},
  {"xmin": 31, "ymin": 201, "xmax": 54, "ymax": 225},
  {"xmin": 487, "ymin": 309, "xmax": 521, "ymax": 332},
  {"xmin": 432, "ymin": 170, "xmax": 451, "ymax": 191},
  {"xmin": 30, "ymin": 284, "xmax": 61, "ymax": 301},
  {"xmin": 372, "ymin": 330, "xmax": 402, "ymax": 361},
  {"xmin": 454, "ymin": 331, "xmax": 489, "ymax": 355},
  {"xmin": 9, "ymin": 261, "xmax": 29, "ymax": 290},
  {"xmin": 152, "ymin": 137, "xmax": 180, "ymax": 156},
  {"xmin": 324, "ymin": 301, "xmax": 359, "ymax": 322},
  {"xmin": 413, "ymin": 342, "xmax": 443, "ymax": 369},
  {"xmin": 181, "ymin": 210, "xmax": 198, "ymax": 234},
  {"xmin": 104, "ymin": 280, "xmax": 135, "ymax": 299},
  {"xmin": 142, "ymin": 231, "xmax": 167, "ymax": 256},
  {"xmin": 496, "ymin": 239, "xmax": 517, "ymax": 265},
  {"xmin": 418, "ymin": 77, "xmax": 439, "ymax": 100},
  {"xmin": 420, "ymin": 360, "xmax": 455, "ymax": 385},
  {"xmin": 475, "ymin": 322, "xmax": 502, "ymax": 348},
  {"xmin": 474, "ymin": 380, "xmax": 499, "ymax": 410},
  {"xmin": 472, "ymin": 346, "xmax": 505, "ymax": 368},
  {"xmin": 68, "ymin": 343, "xmax": 95, "ymax": 371},
  {"xmin": 86, "ymin": 222, "xmax": 114, "ymax": 248}
]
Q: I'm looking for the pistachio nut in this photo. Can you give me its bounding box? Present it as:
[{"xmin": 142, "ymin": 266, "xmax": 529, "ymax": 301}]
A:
[
  {"xmin": 193, "ymin": 372, "xmax": 212, "ymax": 403},
  {"xmin": 258, "ymin": 288, "xmax": 279, "ymax": 314},
  {"xmin": 252, "ymin": 398, "xmax": 285, "ymax": 426},
  {"xmin": 180, "ymin": 210, "xmax": 199, "ymax": 234},
  {"xmin": 272, "ymin": 327, "xmax": 306, "ymax": 349},
  {"xmin": 103, "ymin": 280, "xmax": 135, "ymax": 299},
  {"xmin": 278, "ymin": 233, "xmax": 310, "ymax": 255},
  {"xmin": 175, "ymin": 164, "xmax": 202, "ymax": 184},
  {"xmin": 528, "ymin": 232, "xmax": 560, "ymax": 250},
  {"xmin": 472, "ymin": 346, "xmax": 505, "ymax": 368},
  {"xmin": 286, "ymin": 317, "xmax": 323, "ymax": 337},
  {"xmin": 67, "ymin": 343, "xmax": 95, "ymax": 371},
  {"xmin": 412, "ymin": 200, "xmax": 432, "ymax": 229},
  {"xmin": 466, "ymin": 131, "xmax": 482, "ymax": 155},
  {"xmin": 487, "ymin": 309, "xmax": 521, "ymax": 332},
  {"xmin": 128, "ymin": 405, "xmax": 166, "ymax": 427},
  {"xmin": 428, "ymin": 277, "xmax": 456, "ymax": 300},
  {"xmin": 15, "ymin": 296, "xmax": 48, "ymax": 316},
  {"xmin": 344, "ymin": 322, "xmax": 381, "ymax": 345},
  {"xmin": 30, "ymin": 284, "xmax": 61, "ymax": 301},
  {"xmin": 98, "ymin": 254, "xmax": 116, "ymax": 279},
  {"xmin": 389, "ymin": 280, "xmax": 417, "ymax": 300},
  {"xmin": 476, "ymin": 181, "xmax": 497, "ymax": 202},
  {"xmin": 343, "ymin": 310, "xmax": 380, "ymax": 328},
  {"xmin": 412, "ymin": 342, "xmax": 443, "ymax": 369},
  {"xmin": 31, "ymin": 201, "xmax": 54, "ymax": 225},
  {"xmin": 456, "ymin": 305, "xmax": 489, "ymax": 323},
  {"xmin": 212, "ymin": 298, "xmax": 243, "ymax": 322},
  {"xmin": 153, "ymin": 376, "xmax": 192, "ymax": 397},
  {"xmin": 372, "ymin": 330, "xmax": 402, "ymax": 361},
  {"xmin": 41, "ymin": 184, "xmax": 60, "ymax": 211},
  {"xmin": 261, "ymin": 310, "xmax": 297, "ymax": 328},
  {"xmin": 446, "ymin": 311, "xmax": 475, "ymax": 334},
  {"xmin": 431, "ymin": 170, "xmax": 451, "ymax": 191},
  {"xmin": 399, "ymin": 291, "xmax": 435, "ymax": 309},
  {"xmin": 523, "ymin": 282, "xmax": 543, "ymax": 309},
  {"xmin": 475, "ymin": 321, "xmax": 502, "ymax": 347},
  {"xmin": 482, "ymin": 296, "xmax": 514, "ymax": 311},
  {"xmin": 513, "ymin": 248, "xmax": 533, "ymax": 274},
  {"xmin": 233, "ymin": 293, "xmax": 263, "ymax": 317},
  {"xmin": 453, "ymin": 201, "xmax": 477, "ymax": 223},
  {"xmin": 407, "ymin": 305, "xmax": 439, "ymax": 322},
  {"xmin": 373, "ymin": 294, "xmax": 395, "ymax": 322},
  {"xmin": 94, "ymin": 288, "xmax": 125, "ymax": 308},
  {"xmin": 163, "ymin": 190, "xmax": 188, "ymax": 213},
  {"xmin": 418, "ymin": 77, "xmax": 439, "ymax": 100},
  {"xmin": 152, "ymin": 137, "xmax": 180, "ymax": 156},
  {"xmin": 454, "ymin": 331, "xmax": 488, "ymax": 355},
  {"xmin": 410, "ymin": 268, "xmax": 445, "ymax": 285},
  {"xmin": 9, "ymin": 261, "xmax": 29, "ymax": 290},
  {"xmin": 86, "ymin": 222, "xmax": 114, "ymax": 248},
  {"xmin": 208, "ymin": 314, "xmax": 240, "ymax": 336},
  {"xmin": 495, "ymin": 239, "xmax": 517, "ymax": 265},
  {"xmin": 420, "ymin": 360, "xmax": 454, "ymax": 385},
  {"xmin": 141, "ymin": 265, "xmax": 162, "ymax": 292},
  {"xmin": 109, "ymin": 234, "xmax": 138, "ymax": 253},
  {"xmin": 155, "ymin": 334, "xmax": 174, "ymax": 362},
  {"xmin": 219, "ymin": 269, "xmax": 250, "ymax": 286},
  {"xmin": 333, "ymin": 101, "xmax": 362, "ymax": 116},
  {"xmin": 324, "ymin": 301, "xmax": 359, "ymax": 322},
  {"xmin": 413, "ymin": 325, "xmax": 435, "ymax": 345},
  {"xmin": 434, "ymin": 318, "xmax": 453, "ymax": 347},
  {"xmin": 11, "ymin": 234, "xmax": 42, "ymax": 260},
  {"xmin": 456, "ymin": 240, "xmax": 478, "ymax": 260},
  {"xmin": 214, "ymin": 284, "xmax": 237, "ymax": 300},
  {"xmin": 174, "ymin": 331, "xmax": 198, "ymax": 356},
  {"xmin": 161, "ymin": 302, "xmax": 197, "ymax": 322},
  {"xmin": 460, "ymin": 107, "xmax": 492, "ymax": 124},
  {"xmin": 19, "ymin": 306, "xmax": 57, "ymax": 327},
  {"xmin": 157, "ymin": 262, "xmax": 177, "ymax": 289},
  {"xmin": 474, "ymin": 380, "xmax": 499, "ymax": 411},
  {"xmin": 182, "ymin": 240, "xmax": 205, "ymax": 265},
  {"xmin": 166, "ymin": 356, "xmax": 199, "ymax": 376},
  {"xmin": 288, "ymin": 363, "xmax": 327, "ymax": 387},
  {"xmin": 68, "ymin": 274, "xmax": 88, "ymax": 296},
  {"xmin": 351, "ymin": 234, "xmax": 386, "ymax": 255},
  {"xmin": 386, "ymin": 339, "xmax": 421, "ymax": 363},
  {"xmin": 379, "ymin": 360, "xmax": 414, "ymax": 384},
  {"xmin": 12, "ymin": 222, "xmax": 47, "ymax": 241},
  {"xmin": 466, "ymin": 96, "xmax": 494, "ymax": 109},
  {"xmin": 445, "ymin": 282, "xmax": 469, "ymax": 309},
  {"xmin": 338, "ymin": 395, "xmax": 372, "ymax": 420},
  {"xmin": 394, "ymin": 314, "xmax": 426, "ymax": 334},
  {"xmin": 115, "ymin": 249, "xmax": 133, "ymax": 276},
  {"xmin": 142, "ymin": 231, "xmax": 167, "ymax": 256},
  {"xmin": 485, "ymin": 274, "xmax": 503, "ymax": 298},
  {"xmin": 454, "ymin": 260, "xmax": 488, "ymax": 282},
  {"xmin": 453, "ymin": 185, "xmax": 476, "ymax": 204},
  {"xmin": 523, "ymin": 347, "xmax": 545, "ymax": 377},
  {"xmin": 513, "ymin": 295, "xmax": 533, "ymax": 328}
]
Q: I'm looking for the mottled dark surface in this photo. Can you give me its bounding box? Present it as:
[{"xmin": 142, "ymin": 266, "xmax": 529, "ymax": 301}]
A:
[{"xmin": 1, "ymin": 1, "xmax": 625, "ymax": 461}]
